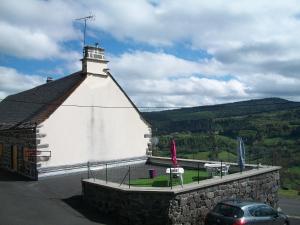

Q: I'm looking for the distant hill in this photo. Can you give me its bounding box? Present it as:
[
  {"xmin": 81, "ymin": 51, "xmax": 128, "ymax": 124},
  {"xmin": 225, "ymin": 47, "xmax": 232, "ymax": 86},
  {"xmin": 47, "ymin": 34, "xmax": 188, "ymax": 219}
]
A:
[
  {"xmin": 143, "ymin": 98, "xmax": 300, "ymax": 134},
  {"xmin": 143, "ymin": 98, "xmax": 300, "ymax": 190}
]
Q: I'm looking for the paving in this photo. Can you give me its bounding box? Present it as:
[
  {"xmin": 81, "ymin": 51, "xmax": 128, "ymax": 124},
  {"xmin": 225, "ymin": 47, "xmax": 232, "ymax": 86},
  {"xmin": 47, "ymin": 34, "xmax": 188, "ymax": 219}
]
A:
[
  {"xmin": 279, "ymin": 197, "xmax": 300, "ymax": 225},
  {"xmin": 0, "ymin": 164, "xmax": 166, "ymax": 225},
  {"xmin": 0, "ymin": 169, "xmax": 115, "ymax": 225},
  {"xmin": 1, "ymin": 165, "xmax": 300, "ymax": 225}
]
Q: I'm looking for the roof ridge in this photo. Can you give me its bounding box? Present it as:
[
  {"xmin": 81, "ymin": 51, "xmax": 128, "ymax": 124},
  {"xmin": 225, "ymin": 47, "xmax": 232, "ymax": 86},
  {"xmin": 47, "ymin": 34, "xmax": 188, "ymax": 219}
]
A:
[
  {"xmin": 0, "ymin": 71, "xmax": 86, "ymax": 130},
  {"xmin": 6, "ymin": 71, "xmax": 82, "ymax": 100}
]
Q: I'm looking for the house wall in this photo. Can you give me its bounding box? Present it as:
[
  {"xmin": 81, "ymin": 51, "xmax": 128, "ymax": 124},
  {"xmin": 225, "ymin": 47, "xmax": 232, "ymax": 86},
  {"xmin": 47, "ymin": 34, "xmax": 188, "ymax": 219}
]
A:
[
  {"xmin": 37, "ymin": 74, "xmax": 151, "ymax": 172},
  {"xmin": 83, "ymin": 60, "xmax": 107, "ymax": 75}
]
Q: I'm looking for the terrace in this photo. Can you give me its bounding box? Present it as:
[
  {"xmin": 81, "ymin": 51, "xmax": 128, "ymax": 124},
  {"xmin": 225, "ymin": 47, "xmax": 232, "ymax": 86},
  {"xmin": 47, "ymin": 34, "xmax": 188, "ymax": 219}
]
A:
[
  {"xmin": 86, "ymin": 156, "xmax": 253, "ymax": 188},
  {"xmin": 82, "ymin": 156, "xmax": 280, "ymax": 225}
]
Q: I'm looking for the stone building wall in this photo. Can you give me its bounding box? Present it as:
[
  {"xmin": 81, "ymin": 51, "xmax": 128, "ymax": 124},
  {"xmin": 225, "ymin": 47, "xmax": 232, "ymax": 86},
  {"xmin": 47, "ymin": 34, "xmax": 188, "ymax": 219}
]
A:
[
  {"xmin": 0, "ymin": 128, "xmax": 37, "ymax": 179},
  {"xmin": 82, "ymin": 167, "xmax": 280, "ymax": 225}
]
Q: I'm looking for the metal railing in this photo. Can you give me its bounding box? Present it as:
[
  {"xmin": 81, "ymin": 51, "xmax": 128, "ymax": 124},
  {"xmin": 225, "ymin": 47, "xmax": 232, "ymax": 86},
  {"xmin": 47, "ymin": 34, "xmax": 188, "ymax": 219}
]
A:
[{"xmin": 84, "ymin": 159, "xmax": 248, "ymax": 189}]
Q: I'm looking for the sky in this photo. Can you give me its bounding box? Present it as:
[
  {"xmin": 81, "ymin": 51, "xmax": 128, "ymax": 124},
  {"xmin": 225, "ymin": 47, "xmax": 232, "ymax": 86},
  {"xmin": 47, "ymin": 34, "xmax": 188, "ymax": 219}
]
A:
[{"xmin": 1, "ymin": 0, "xmax": 300, "ymax": 109}]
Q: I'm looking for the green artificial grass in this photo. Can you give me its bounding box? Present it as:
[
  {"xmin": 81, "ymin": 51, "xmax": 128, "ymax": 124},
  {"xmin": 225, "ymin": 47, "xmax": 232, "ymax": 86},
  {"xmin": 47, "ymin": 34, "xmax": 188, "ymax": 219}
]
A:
[{"xmin": 130, "ymin": 169, "xmax": 210, "ymax": 187}]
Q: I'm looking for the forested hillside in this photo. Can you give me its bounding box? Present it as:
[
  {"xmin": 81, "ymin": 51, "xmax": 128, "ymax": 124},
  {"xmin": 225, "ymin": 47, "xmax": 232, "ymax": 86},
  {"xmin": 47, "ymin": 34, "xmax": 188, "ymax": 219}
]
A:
[{"xmin": 143, "ymin": 98, "xmax": 300, "ymax": 191}]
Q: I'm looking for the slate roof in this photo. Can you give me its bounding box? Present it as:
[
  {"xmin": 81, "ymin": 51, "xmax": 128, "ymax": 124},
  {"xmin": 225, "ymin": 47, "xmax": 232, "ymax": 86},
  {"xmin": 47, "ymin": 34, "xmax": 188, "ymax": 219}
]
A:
[{"xmin": 0, "ymin": 71, "xmax": 86, "ymax": 130}]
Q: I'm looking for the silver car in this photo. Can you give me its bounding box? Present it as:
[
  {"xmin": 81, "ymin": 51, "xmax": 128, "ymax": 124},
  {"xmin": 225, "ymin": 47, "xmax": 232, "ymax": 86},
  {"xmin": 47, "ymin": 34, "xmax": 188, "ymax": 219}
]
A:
[{"xmin": 205, "ymin": 200, "xmax": 289, "ymax": 225}]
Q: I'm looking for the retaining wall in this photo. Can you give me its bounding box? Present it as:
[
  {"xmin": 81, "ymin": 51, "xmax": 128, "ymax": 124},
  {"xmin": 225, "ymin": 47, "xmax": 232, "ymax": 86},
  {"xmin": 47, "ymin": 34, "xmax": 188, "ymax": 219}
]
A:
[{"xmin": 82, "ymin": 166, "xmax": 280, "ymax": 225}]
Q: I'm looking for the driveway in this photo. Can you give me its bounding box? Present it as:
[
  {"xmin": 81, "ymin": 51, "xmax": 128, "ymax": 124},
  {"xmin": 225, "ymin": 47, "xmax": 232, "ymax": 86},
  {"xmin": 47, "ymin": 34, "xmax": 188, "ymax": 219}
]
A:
[
  {"xmin": 0, "ymin": 164, "xmax": 164, "ymax": 225},
  {"xmin": 2, "ymin": 167, "xmax": 300, "ymax": 225},
  {"xmin": 0, "ymin": 169, "xmax": 115, "ymax": 225},
  {"xmin": 279, "ymin": 197, "xmax": 300, "ymax": 225}
]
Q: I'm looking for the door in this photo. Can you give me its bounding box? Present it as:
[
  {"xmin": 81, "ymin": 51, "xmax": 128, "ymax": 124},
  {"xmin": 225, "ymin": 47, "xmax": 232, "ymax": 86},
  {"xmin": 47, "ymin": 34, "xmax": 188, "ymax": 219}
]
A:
[{"xmin": 11, "ymin": 145, "xmax": 18, "ymax": 171}]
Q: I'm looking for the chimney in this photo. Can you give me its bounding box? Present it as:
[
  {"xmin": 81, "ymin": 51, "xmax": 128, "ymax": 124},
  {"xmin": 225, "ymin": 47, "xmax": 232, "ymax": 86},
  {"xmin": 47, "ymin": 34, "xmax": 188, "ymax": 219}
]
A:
[
  {"xmin": 46, "ymin": 77, "xmax": 53, "ymax": 83},
  {"xmin": 82, "ymin": 43, "xmax": 109, "ymax": 76}
]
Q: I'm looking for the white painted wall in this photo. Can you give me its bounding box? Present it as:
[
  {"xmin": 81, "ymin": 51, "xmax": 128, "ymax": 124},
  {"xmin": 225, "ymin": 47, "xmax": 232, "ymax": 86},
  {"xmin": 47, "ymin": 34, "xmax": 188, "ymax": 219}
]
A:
[
  {"xmin": 83, "ymin": 60, "xmax": 108, "ymax": 76},
  {"xmin": 38, "ymin": 74, "xmax": 151, "ymax": 168}
]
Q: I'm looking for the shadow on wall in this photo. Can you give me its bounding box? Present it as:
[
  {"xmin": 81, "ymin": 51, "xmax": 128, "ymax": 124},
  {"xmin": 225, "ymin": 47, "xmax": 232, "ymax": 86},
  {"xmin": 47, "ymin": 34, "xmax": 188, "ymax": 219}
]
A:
[{"xmin": 63, "ymin": 195, "xmax": 117, "ymax": 225}]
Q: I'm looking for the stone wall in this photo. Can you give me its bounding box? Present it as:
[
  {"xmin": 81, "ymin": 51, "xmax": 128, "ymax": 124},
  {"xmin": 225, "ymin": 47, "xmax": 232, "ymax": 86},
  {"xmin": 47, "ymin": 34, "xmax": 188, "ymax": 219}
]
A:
[
  {"xmin": 82, "ymin": 167, "xmax": 280, "ymax": 225},
  {"xmin": 0, "ymin": 128, "xmax": 37, "ymax": 179},
  {"xmin": 83, "ymin": 183, "xmax": 174, "ymax": 225},
  {"xmin": 168, "ymin": 170, "xmax": 280, "ymax": 225}
]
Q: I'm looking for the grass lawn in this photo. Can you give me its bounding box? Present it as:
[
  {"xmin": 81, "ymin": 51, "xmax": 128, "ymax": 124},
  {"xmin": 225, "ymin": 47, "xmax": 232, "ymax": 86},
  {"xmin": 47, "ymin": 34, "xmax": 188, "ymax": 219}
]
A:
[
  {"xmin": 178, "ymin": 150, "xmax": 236, "ymax": 162},
  {"xmin": 130, "ymin": 169, "xmax": 210, "ymax": 187},
  {"xmin": 287, "ymin": 166, "xmax": 300, "ymax": 174},
  {"xmin": 179, "ymin": 151, "xmax": 210, "ymax": 160},
  {"xmin": 278, "ymin": 188, "xmax": 300, "ymax": 199}
]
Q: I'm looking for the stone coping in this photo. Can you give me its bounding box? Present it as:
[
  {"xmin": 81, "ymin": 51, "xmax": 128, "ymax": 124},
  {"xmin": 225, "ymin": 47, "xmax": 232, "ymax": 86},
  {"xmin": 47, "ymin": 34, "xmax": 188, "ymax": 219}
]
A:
[{"xmin": 82, "ymin": 165, "xmax": 280, "ymax": 195}]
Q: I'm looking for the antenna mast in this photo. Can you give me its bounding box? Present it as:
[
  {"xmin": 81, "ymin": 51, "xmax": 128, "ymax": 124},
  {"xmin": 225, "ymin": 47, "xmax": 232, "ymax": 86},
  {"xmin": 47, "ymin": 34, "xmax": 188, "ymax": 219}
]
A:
[{"xmin": 75, "ymin": 14, "xmax": 95, "ymax": 47}]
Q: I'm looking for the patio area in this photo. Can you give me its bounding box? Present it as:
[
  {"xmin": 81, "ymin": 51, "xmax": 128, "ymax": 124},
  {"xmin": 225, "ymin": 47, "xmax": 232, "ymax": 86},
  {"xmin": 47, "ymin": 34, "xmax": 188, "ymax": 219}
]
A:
[{"xmin": 88, "ymin": 156, "xmax": 252, "ymax": 188}]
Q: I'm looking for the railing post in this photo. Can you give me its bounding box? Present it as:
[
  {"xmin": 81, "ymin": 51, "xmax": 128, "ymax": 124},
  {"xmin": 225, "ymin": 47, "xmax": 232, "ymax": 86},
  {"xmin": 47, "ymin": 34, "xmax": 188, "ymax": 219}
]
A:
[
  {"xmin": 220, "ymin": 160, "xmax": 223, "ymax": 178},
  {"xmin": 257, "ymin": 150, "xmax": 259, "ymax": 169},
  {"xmin": 170, "ymin": 167, "xmax": 172, "ymax": 189},
  {"xmin": 128, "ymin": 166, "xmax": 131, "ymax": 189},
  {"xmin": 87, "ymin": 161, "xmax": 90, "ymax": 179},
  {"xmin": 198, "ymin": 163, "xmax": 200, "ymax": 184},
  {"xmin": 105, "ymin": 163, "xmax": 108, "ymax": 183}
]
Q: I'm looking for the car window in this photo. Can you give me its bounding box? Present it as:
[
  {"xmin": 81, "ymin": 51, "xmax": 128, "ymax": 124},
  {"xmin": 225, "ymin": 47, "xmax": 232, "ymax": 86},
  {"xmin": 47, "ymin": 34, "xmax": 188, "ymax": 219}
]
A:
[
  {"xmin": 249, "ymin": 205, "xmax": 276, "ymax": 217},
  {"xmin": 213, "ymin": 203, "xmax": 244, "ymax": 218}
]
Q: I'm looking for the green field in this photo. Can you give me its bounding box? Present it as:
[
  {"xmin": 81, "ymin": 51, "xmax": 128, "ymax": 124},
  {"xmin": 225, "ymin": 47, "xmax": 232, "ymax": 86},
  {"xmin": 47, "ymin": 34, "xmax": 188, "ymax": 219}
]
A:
[
  {"xmin": 130, "ymin": 169, "xmax": 210, "ymax": 187},
  {"xmin": 278, "ymin": 188, "xmax": 300, "ymax": 199},
  {"xmin": 178, "ymin": 150, "xmax": 237, "ymax": 162},
  {"xmin": 144, "ymin": 98, "xmax": 300, "ymax": 192}
]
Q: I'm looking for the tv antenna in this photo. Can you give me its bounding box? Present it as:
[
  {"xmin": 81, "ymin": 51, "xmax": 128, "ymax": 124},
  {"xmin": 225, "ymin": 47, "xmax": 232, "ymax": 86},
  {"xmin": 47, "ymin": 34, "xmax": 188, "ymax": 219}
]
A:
[{"xmin": 75, "ymin": 14, "xmax": 95, "ymax": 47}]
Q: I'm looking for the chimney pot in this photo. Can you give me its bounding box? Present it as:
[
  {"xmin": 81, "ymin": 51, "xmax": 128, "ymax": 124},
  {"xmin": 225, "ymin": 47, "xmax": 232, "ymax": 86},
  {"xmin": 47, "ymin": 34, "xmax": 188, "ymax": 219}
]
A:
[{"xmin": 46, "ymin": 77, "xmax": 53, "ymax": 83}]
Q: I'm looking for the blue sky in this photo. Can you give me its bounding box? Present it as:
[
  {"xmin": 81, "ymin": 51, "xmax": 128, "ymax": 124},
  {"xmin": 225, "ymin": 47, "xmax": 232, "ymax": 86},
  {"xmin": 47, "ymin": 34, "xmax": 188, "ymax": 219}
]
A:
[{"xmin": 1, "ymin": 0, "xmax": 300, "ymax": 108}]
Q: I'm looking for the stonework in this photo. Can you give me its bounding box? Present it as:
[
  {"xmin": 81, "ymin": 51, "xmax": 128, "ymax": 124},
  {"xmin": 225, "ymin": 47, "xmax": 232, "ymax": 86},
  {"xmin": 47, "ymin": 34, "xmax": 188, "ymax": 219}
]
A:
[
  {"xmin": 168, "ymin": 171, "xmax": 280, "ymax": 225},
  {"xmin": 0, "ymin": 128, "xmax": 37, "ymax": 179},
  {"xmin": 82, "ymin": 169, "xmax": 280, "ymax": 225}
]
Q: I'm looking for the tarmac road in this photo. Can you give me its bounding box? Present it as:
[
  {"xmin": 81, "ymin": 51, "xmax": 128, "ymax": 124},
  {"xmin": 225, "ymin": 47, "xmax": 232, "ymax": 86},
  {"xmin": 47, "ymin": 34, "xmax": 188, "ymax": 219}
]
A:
[
  {"xmin": 0, "ymin": 164, "xmax": 163, "ymax": 225},
  {"xmin": 1, "ymin": 168, "xmax": 300, "ymax": 225},
  {"xmin": 279, "ymin": 197, "xmax": 300, "ymax": 225},
  {"xmin": 0, "ymin": 169, "xmax": 116, "ymax": 225}
]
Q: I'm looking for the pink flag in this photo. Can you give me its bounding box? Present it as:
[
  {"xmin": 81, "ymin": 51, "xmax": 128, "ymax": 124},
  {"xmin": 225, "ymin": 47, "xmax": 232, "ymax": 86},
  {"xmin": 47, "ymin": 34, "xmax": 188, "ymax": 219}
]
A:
[{"xmin": 170, "ymin": 139, "xmax": 177, "ymax": 166}]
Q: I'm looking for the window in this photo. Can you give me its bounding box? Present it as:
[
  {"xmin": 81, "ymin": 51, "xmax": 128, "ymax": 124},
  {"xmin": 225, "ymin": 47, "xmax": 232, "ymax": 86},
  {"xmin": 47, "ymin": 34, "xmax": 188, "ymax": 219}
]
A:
[
  {"xmin": 249, "ymin": 205, "xmax": 276, "ymax": 217},
  {"xmin": 213, "ymin": 203, "xmax": 244, "ymax": 218}
]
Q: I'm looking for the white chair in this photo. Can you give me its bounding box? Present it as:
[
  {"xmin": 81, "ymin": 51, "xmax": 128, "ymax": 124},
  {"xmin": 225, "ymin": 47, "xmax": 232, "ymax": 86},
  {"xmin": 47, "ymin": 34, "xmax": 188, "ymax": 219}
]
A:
[
  {"xmin": 204, "ymin": 163, "xmax": 230, "ymax": 176},
  {"xmin": 166, "ymin": 167, "xmax": 184, "ymax": 187}
]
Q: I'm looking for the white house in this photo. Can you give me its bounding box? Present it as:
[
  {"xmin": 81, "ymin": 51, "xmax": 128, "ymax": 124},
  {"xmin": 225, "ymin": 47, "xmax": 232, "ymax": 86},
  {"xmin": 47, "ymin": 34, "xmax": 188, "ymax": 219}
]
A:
[{"xmin": 0, "ymin": 45, "xmax": 151, "ymax": 179}]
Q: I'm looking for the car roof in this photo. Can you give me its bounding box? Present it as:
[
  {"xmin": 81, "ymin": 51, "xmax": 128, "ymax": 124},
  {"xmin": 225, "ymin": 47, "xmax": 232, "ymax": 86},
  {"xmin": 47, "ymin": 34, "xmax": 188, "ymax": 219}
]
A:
[{"xmin": 218, "ymin": 200, "xmax": 267, "ymax": 208}]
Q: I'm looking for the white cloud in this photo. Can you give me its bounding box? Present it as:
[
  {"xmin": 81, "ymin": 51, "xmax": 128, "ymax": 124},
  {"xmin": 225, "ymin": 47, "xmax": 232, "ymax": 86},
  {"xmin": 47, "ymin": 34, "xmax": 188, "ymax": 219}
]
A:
[
  {"xmin": 109, "ymin": 51, "xmax": 248, "ymax": 107},
  {"xmin": 0, "ymin": 66, "xmax": 45, "ymax": 99},
  {"xmin": 0, "ymin": 0, "xmax": 80, "ymax": 60},
  {"xmin": 0, "ymin": 22, "xmax": 60, "ymax": 59},
  {"xmin": 1, "ymin": 0, "xmax": 300, "ymax": 106},
  {"xmin": 244, "ymin": 74, "xmax": 300, "ymax": 98},
  {"xmin": 109, "ymin": 51, "xmax": 226, "ymax": 79}
]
